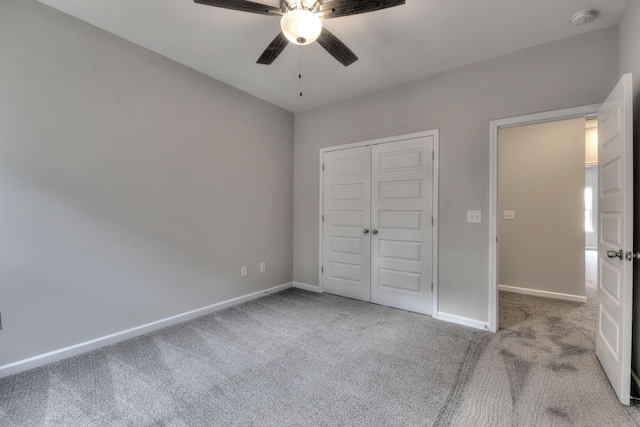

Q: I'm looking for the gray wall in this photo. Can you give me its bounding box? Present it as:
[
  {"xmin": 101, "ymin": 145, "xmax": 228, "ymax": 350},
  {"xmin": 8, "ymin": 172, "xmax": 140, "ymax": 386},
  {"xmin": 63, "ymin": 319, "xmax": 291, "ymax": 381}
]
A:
[
  {"xmin": 498, "ymin": 119, "xmax": 585, "ymax": 298},
  {"xmin": 619, "ymin": 0, "xmax": 640, "ymax": 388},
  {"xmin": 0, "ymin": 0, "xmax": 293, "ymax": 366},
  {"xmin": 293, "ymin": 27, "xmax": 619, "ymax": 323},
  {"xmin": 585, "ymin": 166, "xmax": 598, "ymax": 249}
]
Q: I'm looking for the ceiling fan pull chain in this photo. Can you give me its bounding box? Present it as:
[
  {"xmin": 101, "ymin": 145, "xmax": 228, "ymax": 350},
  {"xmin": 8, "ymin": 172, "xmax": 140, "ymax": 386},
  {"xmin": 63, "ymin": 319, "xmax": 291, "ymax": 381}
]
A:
[{"xmin": 299, "ymin": 46, "xmax": 303, "ymax": 97}]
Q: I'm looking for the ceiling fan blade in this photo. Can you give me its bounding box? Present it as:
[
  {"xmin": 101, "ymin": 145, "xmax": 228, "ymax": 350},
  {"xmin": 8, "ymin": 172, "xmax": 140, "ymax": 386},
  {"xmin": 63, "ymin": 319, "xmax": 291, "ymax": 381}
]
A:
[
  {"xmin": 316, "ymin": 28, "xmax": 358, "ymax": 67},
  {"xmin": 257, "ymin": 32, "xmax": 289, "ymax": 65},
  {"xmin": 319, "ymin": 0, "xmax": 405, "ymax": 19},
  {"xmin": 194, "ymin": 0, "xmax": 281, "ymax": 16}
]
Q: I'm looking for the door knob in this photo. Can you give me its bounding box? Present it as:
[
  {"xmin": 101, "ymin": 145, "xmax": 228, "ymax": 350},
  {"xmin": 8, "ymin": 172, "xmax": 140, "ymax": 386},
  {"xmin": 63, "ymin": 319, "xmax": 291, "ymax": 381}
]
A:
[
  {"xmin": 607, "ymin": 249, "xmax": 623, "ymax": 260},
  {"xmin": 363, "ymin": 228, "xmax": 370, "ymax": 234},
  {"xmin": 371, "ymin": 229, "xmax": 378, "ymax": 235}
]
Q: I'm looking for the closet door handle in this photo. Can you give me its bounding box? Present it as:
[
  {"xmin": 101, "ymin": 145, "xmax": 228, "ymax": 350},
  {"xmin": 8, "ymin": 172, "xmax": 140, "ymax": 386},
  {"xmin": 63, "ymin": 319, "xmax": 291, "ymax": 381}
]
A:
[
  {"xmin": 363, "ymin": 228, "xmax": 370, "ymax": 234},
  {"xmin": 371, "ymin": 229, "xmax": 378, "ymax": 235},
  {"xmin": 607, "ymin": 250, "xmax": 623, "ymax": 260}
]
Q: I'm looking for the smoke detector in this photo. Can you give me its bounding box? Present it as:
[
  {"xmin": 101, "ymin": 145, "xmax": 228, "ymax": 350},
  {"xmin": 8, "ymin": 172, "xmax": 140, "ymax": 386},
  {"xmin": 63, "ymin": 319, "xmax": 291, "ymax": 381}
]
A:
[{"xmin": 571, "ymin": 9, "xmax": 597, "ymax": 26}]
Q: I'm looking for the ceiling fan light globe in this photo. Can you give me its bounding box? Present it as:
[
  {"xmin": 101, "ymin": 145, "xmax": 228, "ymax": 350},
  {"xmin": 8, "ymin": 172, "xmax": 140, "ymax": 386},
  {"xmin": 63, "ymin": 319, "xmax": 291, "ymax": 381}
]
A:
[{"xmin": 280, "ymin": 10, "xmax": 322, "ymax": 46}]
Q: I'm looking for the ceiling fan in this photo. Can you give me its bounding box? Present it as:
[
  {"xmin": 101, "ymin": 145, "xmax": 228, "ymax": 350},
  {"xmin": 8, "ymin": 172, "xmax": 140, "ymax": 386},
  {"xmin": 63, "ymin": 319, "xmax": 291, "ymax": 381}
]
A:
[{"xmin": 194, "ymin": 0, "xmax": 406, "ymax": 66}]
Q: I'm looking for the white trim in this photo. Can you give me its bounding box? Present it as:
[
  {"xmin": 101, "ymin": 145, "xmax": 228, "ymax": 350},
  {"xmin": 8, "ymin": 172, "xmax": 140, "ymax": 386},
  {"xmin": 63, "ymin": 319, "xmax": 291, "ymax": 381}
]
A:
[
  {"xmin": 489, "ymin": 118, "xmax": 498, "ymax": 332},
  {"xmin": 318, "ymin": 149, "xmax": 325, "ymax": 293},
  {"xmin": 0, "ymin": 282, "xmax": 293, "ymax": 379},
  {"xmin": 499, "ymin": 284, "xmax": 587, "ymax": 303},
  {"xmin": 318, "ymin": 129, "xmax": 440, "ymax": 316},
  {"xmin": 437, "ymin": 312, "xmax": 489, "ymax": 331},
  {"xmin": 293, "ymin": 282, "xmax": 322, "ymax": 293},
  {"xmin": 321, "ymin": 130, "xmax": 439, "ymax": 153},
  {"xmin": 432, "ymin": 130, "xmax": 440, "ymax": 319},
  {"xmin": 489, "ymin": 104, "xmax": 600, "ymax": 332}
]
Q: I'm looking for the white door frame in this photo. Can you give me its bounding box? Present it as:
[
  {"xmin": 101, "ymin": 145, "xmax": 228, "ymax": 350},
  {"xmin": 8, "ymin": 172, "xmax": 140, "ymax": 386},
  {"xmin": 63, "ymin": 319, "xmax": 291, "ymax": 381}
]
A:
[
  {"xmin": 319, "ymin": 129, "xmax": 440, "ymax": 317},
  {"xmin": 488, "ymin": 104, "xmax": 600, "ymax": 332}
]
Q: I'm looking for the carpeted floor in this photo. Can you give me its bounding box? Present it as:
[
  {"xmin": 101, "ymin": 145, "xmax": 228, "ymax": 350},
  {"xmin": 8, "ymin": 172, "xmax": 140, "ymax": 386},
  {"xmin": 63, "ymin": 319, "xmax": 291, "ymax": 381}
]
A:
[
  {"xmin": 444, "ymin": 287, "xmax": 640, "ymax": 426},
  {"xmin": 2, "ymin": 252, "xmax": 639, "ymax": 426},
  {"xmin": 1, "ymin": 289, "xmax": 488, "ymax": 426},
  {"xmin": 439, "ymin": 250, "xmax": 640, "ymax": 426}
]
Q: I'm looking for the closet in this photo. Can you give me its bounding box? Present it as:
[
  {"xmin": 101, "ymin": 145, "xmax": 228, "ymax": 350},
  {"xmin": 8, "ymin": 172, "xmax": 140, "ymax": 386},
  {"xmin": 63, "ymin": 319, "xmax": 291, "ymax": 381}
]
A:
[{"xmin": 320, "ymin": 133, "xmax": 437, "ymax": 315}]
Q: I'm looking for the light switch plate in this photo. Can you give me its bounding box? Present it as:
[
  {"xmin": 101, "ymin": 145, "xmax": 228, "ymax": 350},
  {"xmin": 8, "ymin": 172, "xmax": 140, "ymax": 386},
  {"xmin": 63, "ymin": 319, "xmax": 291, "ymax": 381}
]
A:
[
  {"xmin": 467, "ymin": 210, "xmax": 482, "ymax": 223},
  {"xmin": 503, "ymin": 210, "xmax": 515, "ymax": 220}
]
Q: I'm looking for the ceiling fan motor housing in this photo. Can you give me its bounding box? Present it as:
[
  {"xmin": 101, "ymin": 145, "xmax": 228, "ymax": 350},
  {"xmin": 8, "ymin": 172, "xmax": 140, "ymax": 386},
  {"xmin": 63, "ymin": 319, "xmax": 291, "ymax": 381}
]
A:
[{"xmin": 281, "ymin": 0, "xmax": 320, "ymax": 13}]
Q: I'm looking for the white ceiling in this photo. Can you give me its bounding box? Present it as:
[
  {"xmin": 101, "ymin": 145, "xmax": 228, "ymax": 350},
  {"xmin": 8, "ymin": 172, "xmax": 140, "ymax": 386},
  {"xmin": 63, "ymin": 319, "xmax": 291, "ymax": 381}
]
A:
[{"xmin": 37, "ymin": 0, "xmax": 629, "ymax": 113}]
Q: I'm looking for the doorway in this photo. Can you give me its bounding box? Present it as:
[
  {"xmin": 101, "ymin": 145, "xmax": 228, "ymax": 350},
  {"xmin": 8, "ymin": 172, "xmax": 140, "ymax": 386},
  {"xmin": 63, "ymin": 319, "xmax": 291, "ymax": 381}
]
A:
[
  {"xmin": 497, "ymin": 118, "xmax": 587, "ymax": 305},
  {"xmin": 319, "ymin": 130, "xmax": 439, "ymax": 316},
  {"xmin": 488, "ymin": 104, "xmax": 601, "ymax": 332},
  {"xmin": 490, "ymin": 75, "xmax": 634, "ymax": 405}
]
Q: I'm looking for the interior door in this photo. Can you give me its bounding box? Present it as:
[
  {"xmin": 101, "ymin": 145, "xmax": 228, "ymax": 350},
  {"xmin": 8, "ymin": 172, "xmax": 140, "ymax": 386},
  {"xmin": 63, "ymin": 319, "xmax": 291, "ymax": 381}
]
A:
[
  {"xmin": 371, "ymin": 137, "xmax": 434, "ymax": 315},
  {"xmin": 596, "ymin": 73, "xmax": 633, "ymax": 406},
  {"xmin": 322, "ymin": 146, "xmax": 371, "ymax": 301}
]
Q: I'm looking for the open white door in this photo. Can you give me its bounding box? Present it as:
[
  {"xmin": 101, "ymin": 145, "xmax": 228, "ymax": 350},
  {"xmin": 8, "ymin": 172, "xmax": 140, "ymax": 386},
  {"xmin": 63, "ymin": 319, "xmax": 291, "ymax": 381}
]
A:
[{"xmin": 596, "ymin": 73, "xmax": 633, "ymax": 406}]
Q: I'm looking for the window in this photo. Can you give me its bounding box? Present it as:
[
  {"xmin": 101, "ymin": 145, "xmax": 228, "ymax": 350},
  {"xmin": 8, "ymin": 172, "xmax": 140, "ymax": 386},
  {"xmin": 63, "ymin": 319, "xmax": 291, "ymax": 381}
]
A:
[{"xmin": 585, "ymin": 187, "xmax": 594, "ymax": 233}]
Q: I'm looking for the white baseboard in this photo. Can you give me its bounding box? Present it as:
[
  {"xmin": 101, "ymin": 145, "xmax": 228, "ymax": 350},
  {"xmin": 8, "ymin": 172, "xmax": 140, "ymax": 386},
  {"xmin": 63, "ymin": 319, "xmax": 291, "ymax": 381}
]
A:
[
  {"xmin": 437, "ymin": 312, "xmax": 489, "ymax": 331},
  {"xmin": 499, "ymin": 284, "xmax": 587, "ymax": 303},
  {"xmin": 0, "ymin": 282, "xmax": 293, "ymax": 379},
  {"xmin": 293, "ymin": 282, "xmax": 322, "ymax": 293}
]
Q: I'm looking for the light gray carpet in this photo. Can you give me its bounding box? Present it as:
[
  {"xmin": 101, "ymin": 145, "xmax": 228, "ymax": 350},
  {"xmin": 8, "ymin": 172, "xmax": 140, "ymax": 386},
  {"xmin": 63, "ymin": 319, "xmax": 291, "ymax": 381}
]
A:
[
  {"xmin": 3, "ymin": 274, "xmax": 640, "ymax": 425},
  {"xmin": 445, "ymin": 288, "xmax": 640, "ymax": 426},
  {"xmin": 1, "ymin": 289, "xmax": 488, "ymax": 426},
  {"xmin": 441, "ymin": 251, "xmax": 640, "ymax": 426}
]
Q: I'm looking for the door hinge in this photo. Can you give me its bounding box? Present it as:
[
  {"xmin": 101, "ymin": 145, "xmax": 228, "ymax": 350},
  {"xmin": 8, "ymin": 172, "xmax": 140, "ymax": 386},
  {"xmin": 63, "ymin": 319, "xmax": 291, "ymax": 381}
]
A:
[
  {"xmin": 432, "ymin": 151, "xmax": 434, "ymax": 160},
  {"xmin": 321, "ymin": 266, "xmax": 324, "ymax": 274},
  {"xmin": 431, "ymin": 283, "xmax": 434, "ymax": 292},
  {"xmin": 322, "ymin": 164, "xmax": 325, "ymax": 171},
  {"xmin": 322, "ymin": 214, "xmax": 324, "ymax": 222},
  {"xmin": 432, "ymin": 217, "xmax": 434, "ymax": 226}
]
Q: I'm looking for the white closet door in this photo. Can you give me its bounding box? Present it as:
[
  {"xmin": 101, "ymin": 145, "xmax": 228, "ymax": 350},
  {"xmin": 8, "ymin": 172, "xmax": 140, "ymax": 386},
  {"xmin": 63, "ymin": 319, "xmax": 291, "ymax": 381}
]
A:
[
  {"xmin": 371, "ymin": 137, "xmax": 434, "ymax": 315},
  {"xmin": 322, "ymin": 146, "xmax": 371, "ymax": 302}
]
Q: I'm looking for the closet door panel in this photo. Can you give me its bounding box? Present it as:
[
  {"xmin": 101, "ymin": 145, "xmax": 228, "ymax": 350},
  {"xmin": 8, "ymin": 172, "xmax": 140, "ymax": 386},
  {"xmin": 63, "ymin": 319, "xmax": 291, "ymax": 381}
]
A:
[
  {"xmin": 322, "ymin": 147, "xmax": 371, "ymax": 301},
  {"xmin": 371, "ymin": 137, "xmax": 433, "ymax": 315}
]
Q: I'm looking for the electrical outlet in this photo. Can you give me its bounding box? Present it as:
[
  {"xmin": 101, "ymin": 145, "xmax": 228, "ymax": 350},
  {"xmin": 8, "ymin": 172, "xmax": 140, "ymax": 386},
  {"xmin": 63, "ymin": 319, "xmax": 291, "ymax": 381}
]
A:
[
  {"xmin": 241, "ymin": 266, "xmax": 248, "ymax": 277},
  {"xmin": 503, "ymin": 210, "xmax": 515, "ymax": 220},
  {"xmin": 260, "ymin": 262, "xmax": 266, "ymax": 273}
]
